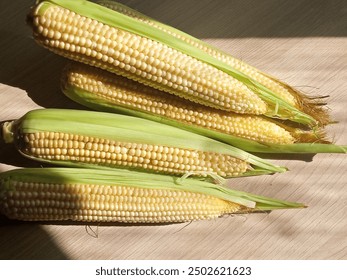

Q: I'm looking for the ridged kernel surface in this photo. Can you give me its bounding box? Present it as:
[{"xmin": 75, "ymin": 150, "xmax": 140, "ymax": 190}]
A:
[
  {"xmin": 0, "ymin": 180, "xmax": 242, "ymax": 223},
  {"xmin": 32, "ymin": 4, "xmax": 267, "ymax": 114}
]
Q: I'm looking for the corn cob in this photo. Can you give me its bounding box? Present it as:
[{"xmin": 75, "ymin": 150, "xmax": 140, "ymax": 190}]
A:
[
  {"xmin": 1, "ymin": 109, "xmax": 286, "ymax": 177},
  {"xmin": 62, "ymin": 63, "xmax": 347, "ymax": 154},
  {"xmin": 98, "ymin": 0, "xmax": 330, "ymax": 125},
  {"xmin": 29, "ymin": 0, "xmax": 266, "ymax": 115},
  {"xmin": 0, "ymin": 168, "xmax": 305, "ymax": 223},
  {"xmin": 62, "ymin": 63, "xmax": 296, "ymax": 145},
  {"xmin": 27, "ymin": 0, "xmax": 321, "ymax": 126}
]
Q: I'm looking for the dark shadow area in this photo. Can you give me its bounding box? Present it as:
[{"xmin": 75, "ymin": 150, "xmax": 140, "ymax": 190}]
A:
[
  {"xmin": 0, "ymin": 218, "xmax": 177, "ymax": 228},
  {"xmin": 0, "ymin": 216, "xmax": 68, "ymax": 260},
  {"xmin": 117, "ymin": 0, "xmax": 347, "ymax": 38},
  {"xmin": 253, "ymin": 152, "xmax": 314, "ymax": 162},
  {"xmin": 0, "ymin": 144, "xmax": 50, "ymax": 170},
  {"xmin": 0, "ymin": 31, "xmax": 85, "ymax": 110},
  {"xmin": 0, "ymin": 0, "xmax": 85, "ymax": 110}
]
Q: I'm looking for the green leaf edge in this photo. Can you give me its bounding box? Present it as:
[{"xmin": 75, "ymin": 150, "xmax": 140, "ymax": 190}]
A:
[{"xmin": 0, "ymin": 167, "xmax": 306, "ymax": 210}]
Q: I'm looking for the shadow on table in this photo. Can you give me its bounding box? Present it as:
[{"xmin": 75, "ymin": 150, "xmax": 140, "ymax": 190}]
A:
[
  {"xmin": 115, "ymin": 0, "xmax": 347, "ymax": 38},
  {"xmin": 0, "ymin": 217, "xmax": 69, "ymax": 260},
  {"xmin": 253, "ymin": 152, "xmax": 314, "ymax": 162},
  {"xmin": 0, "ymin": 31, "xmax": 83, "ymax": 110},
  {"xmin": 0, "ymin": 215, "xmax": 181, "ymax": 260},
  {"xmin": 0, "ymin": 144, "xmax": 51, "ymax": 170}
]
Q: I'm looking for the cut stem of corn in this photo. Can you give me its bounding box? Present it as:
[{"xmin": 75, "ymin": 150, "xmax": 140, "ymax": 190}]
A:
[
  {"xmin": 62, "ymin": 63, "xmax": 347, "ymax": 154},
  {"xmin": 1, "ymin": 109, "xmax": 287, "ymax": 177},
  {"xmin": 0, "ymin": 168, "xmax": 305, "ymax": 223},
  {"xmin": 28, "ymin": 0, "xmax": 321, "ymax": 126}
]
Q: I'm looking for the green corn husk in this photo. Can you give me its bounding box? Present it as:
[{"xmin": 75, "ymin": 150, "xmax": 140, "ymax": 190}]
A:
[
  {"xmin": 1, "ymin": 109, "xmax": 287, "ymax": 177},
  {"xmin": 0, "ymin": 167, "xmax": 305, "ymax": 223},
  {"xmin": 97, "ymin": 0, "xmax": 331, "ymax": 126},
  {"xmin": 30, "ymin": 0, "xmax": 327, "ymax": 127},
  {"xmin": 62, "ymin": 63, "xmax": 347, "ymax": 154}
]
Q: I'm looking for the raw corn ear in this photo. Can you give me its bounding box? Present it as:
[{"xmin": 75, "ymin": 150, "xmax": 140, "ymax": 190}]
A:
[
  {"xmin": 62, "ymin": 63, "xmax": 295, "ymax": 145},
  {"xmin": 29, "ymin": 0, "xmax": 267, "ymax": 115},
  {"xmin": 62, "ymin": 63, "xmax": 347, "ymax": 154},
  {"xmin": 98, "ymin": 0, "xmax": 331, "ymax": 126},
  {"xmin": 0, "ymin": 168, "xmax": 305, "ymax": 223},
  {"xmin": 28, "ymin": 0, "xmax": 321, "ymax": 126},
  {"xmin": 1, "ymin": 109, "xmax": 287, "ymax": 177}
]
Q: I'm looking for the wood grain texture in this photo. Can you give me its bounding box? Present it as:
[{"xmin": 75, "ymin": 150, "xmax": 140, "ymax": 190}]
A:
[{"xmin": 0, "ymin": 0, "xmax": 346, "ymax": 260}]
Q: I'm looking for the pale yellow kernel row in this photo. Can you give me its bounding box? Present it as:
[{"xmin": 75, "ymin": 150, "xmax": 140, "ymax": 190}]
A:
[
  {"xmin": 99, "ymin": 0, "xmax": 297, "ymax": 106},
  {"xmin": 21, "ymin": 132, "xmax": 249, "ymax": 177},
  {"xmin": 1, "ymin": 181, "xmax": 241, "ymax": 223},
  {"xmin": 64, "ymin": 63, "xmax": 295, "ymax": 145},
  {"xmin": 32, "ymin": 4, "xmax": 267, "ymax": 114}
]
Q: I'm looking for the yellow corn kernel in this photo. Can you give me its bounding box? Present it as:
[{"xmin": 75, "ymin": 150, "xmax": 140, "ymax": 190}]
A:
[
  {"xmin": 63, "ymin": 63, "xmax": 296, "ymax": 145},
  {"xmin": 2, "ymin": 109, "xmax": 287, "ymax": 177},
  {"xmin": 30, "ymin": 1, "xmax": 267, "ymax": 115},
  {"xmin": 1, "ymin": 180, "xmax": 243, "ymax": 223},
  {"xmin": 23, "ymin": 131, "xmax": 248, "ymax": 177},
  {"xmin": 97, "ymin": 0, "xmax": 330, "ymax": 125},
  {"xmin": 0, "ymin": 168, "xmax": 305, "ymax": 223}
]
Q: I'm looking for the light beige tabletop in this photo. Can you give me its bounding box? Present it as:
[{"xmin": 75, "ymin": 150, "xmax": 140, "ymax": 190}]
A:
[{"xmin": 0, "ymin": 0, "xmax": 346, "ymax": 260}]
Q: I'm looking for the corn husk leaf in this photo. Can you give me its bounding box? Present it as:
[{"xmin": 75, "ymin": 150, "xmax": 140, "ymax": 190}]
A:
[
  {"xmin": 0, "ymin": 167, "xmax": 305, "ymax": 210},
  {"xmin": 97, "ymin": 0, "xmax": 331, "ymax": 126},
  {"xmin": 7, "ymin": 109, "xmax": 287, "ymax": 175},
  {"xmin": 36, "ymin": 0, "xmax": 318, "ymax": 126},
  {"xmin": 63, "ymin": 84, "xmax": 347, "ymax": 154}
]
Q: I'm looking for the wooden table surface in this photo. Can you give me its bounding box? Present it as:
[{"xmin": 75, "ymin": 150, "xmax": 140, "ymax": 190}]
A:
[{"xmin": 0, "ymin": 0, "xmax": 346, "ymax": 260}]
